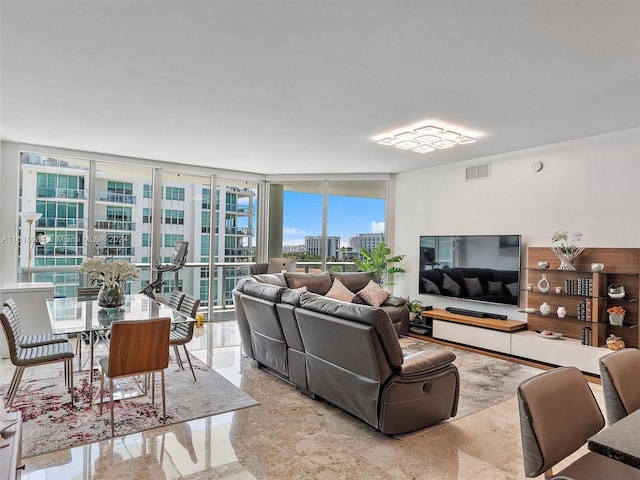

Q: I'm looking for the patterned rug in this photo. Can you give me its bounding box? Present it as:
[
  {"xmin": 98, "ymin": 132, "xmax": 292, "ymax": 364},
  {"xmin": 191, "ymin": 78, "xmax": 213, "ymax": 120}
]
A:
[
  {"xmin": 0, "ymin": 353, "xmax": 258, "ymax": 458},
  {"xmin": 396, "ymin": 336, "xmax": 545, "ymax": 439}
]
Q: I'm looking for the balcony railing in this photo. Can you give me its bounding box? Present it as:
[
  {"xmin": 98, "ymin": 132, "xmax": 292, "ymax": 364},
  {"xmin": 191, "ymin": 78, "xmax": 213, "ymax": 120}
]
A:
[
  {"xmin": 94, "ymin": 220, "xmax": 136, "ymax": 231},
  {"xmin": 225, "ymin": 227, "xmax": 253, "ymax": 235},
  {"xmin": 36, "ymin": 217, "xmax": 85, "ymax": 229},
  {"xmin": 24, "ymin": 261, "xmax": 359, "ymax": 320},
  {"xmin": 36, "ymin": 188, "xmax": 87, "ymax": 200},
  {"xmin": 95, "ymin": 192, "xmax": 136, "ymax": 204},
  {"xmin": 96, "ymin": 246, "xmax": 135, "ymax": 256}
]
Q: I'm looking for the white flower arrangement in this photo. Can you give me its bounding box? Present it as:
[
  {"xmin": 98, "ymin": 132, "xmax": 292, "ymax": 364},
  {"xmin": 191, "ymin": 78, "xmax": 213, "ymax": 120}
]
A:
[
  {"xmin": 551, "ymin": 230, "xmax": 583, "ymax": 254},
  {"xmin": 79, "ymin": 257, "xmax": 139, "ymax": 287}
]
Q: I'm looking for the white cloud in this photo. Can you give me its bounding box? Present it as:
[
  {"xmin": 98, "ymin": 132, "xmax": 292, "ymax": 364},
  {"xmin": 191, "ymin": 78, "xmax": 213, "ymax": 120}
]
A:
[{"xmin": 371, "ymin": 221, "xmax": 385, "ymax": 233}]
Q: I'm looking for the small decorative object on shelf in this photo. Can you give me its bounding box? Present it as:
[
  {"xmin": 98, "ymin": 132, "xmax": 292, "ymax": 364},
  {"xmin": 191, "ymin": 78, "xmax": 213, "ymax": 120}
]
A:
[
  {"xmin": 591, "ymin": 263, "xmax": 605, "ymax": 272},
  {"xmin": 540, "ymin": 302, "xmax": 551, "ymax": 316},
  {"xmin": 557, "ymin": 306, "xmax": 566, "ymax": 318},
  {"xmin": 537, "ymin": 274, "xmax": 550, "ymax": 293},
  {"xmin": 608, "ymin": 284, "xmax": 625, "ymax": 299},
  {"xmin": 607, "ymin": 305, "xmax": 625, "ymax": 326},
  {"xmin": 538, "ymin": 261, "xmax": 550, "ymax": 269},
  {"xmin": 606, "ymin": 334, "xmax": 625, "ymax": 351},
  {"xmin": 405, "ymin": 297, "xmax": 424, "ymax": 321},
  {"xmin": 555, "ymin": 286, "xmax": 562, "ymax": 294},
  {"xmin": 527, "ymin": 283, "xmax": 533, "ymax": 291},
  {"xmin": 551, "ymin": 230, "xmax": 584, "ymax": 271}
]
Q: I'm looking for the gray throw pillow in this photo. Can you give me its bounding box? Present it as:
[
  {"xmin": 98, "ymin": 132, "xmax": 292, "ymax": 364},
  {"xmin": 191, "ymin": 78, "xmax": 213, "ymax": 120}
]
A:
[
  {"xmin": 488, "ymin": 280, "xmax": 504, "ymax": 295},
  {"xmin": 463, "ymin": 277, "xmax": 484, "ymax": 297},
  {"xmin": 442, "ymin": 273, "xmax": 461, "ymax": 296},
  {"xmin": 421, "ymin": 278, "xmax": 441, "ymax": 295},
  {"xmin": 506, "ymin": 282, "xmax": 519, "ymax": 296}
]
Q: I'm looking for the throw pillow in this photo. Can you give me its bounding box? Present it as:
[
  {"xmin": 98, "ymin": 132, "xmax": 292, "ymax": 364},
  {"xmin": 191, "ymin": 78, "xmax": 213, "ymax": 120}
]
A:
[
  {"xmin": 463, "ymin": 277, "xmax": 484, "ymax": 297},
  {"xmin": 357, "ymin": 280, "xmax": 391, "ymax": 308},
  {"xmin": 506, "ymin": 282, "xmax": 519, "ymax": 297},
  {"xmin": 421, "ymin": 278, "xmax": 441, "ymax": 295},
  {"xmin": 442, "ymin": 273, "xmax": 461, "ymax": 296},
  {"xmin": 284, "ymin": 272, "xmax": 332, "ymax": 295},
  {"xmin": 487, "ymin": 281, "xmax": 504, "ymax": 295},
  {"xmin": 325, "ymin": 279, "xmax": 356, "ymax": 303}
]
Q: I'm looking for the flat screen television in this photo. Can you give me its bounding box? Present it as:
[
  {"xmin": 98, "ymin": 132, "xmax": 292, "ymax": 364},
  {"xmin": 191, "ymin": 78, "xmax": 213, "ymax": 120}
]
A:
[{"xmin": 418, "ymin": 235, "xmax": 522, "ymax": 306}]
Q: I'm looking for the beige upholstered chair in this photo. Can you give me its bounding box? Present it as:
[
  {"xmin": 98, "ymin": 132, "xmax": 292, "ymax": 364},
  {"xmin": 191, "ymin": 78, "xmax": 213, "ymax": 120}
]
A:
[
  {"xmin": 0, "ymin": 306, "xmax": 74, "ymax": 407},
  {"xmin": 99, "ymin": 317, "xmax": 171, "ymax": 436},
  {"xmin": 169, "ymin": 294, "xmax": 200, "ymax": 381},
  {"xmin": 3, "ymin": 298, "xmax": 69, "ymax": 348},
  {"xmin": 517, "ymin": 366, "xmax": 640, "ymax": 479},
  {"xmin": 599, "ymin": 348, "xmax": 640, "ymax": 425}
]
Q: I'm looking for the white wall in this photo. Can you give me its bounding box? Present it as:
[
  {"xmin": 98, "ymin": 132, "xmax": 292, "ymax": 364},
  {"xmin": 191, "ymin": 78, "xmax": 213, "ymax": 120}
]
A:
[{"xmin": 394, "ymin": 127, "xmax": 640, "ymax": 319}]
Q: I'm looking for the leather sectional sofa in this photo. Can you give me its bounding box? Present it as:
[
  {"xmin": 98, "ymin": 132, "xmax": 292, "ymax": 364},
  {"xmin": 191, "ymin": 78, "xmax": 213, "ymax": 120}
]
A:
[{"xmin": 232, "ymin": 271, "xmax": 460, "ymax": 435}]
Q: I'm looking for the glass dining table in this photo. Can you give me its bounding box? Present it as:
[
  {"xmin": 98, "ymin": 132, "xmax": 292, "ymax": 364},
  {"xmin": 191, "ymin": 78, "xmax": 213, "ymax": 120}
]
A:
[{"xmin": 46, "ymin": 293, "xmax": 192, "ymax": 388}]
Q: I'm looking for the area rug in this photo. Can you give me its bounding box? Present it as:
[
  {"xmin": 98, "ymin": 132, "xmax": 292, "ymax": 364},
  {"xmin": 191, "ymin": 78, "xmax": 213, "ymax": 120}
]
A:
[
  {"xmin": 0, "ymin": 353, "xmax": 259, "ymax": 458},
  {"xmin": 395, "ymin": 336, "xmax": 544, "ymax": 439}
]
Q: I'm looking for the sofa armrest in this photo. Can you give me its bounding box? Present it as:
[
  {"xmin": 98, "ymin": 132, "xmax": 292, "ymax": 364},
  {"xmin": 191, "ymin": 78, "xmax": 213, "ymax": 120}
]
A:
[
  {"xmin": 383, "ymin": 296, "xmax": 406, "ymax": 307},
  {"xmin": 399, "ymin": 350, "xmax": 456, "ymax": 376}
]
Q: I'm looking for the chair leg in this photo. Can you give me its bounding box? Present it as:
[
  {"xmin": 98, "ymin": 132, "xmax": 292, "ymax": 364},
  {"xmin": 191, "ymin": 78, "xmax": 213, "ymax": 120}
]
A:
[
  {"xmin": 182, "ymin": 345, "xmax": 196, "ymax": 381},
  {"xmin": 151, "ymin": 372, "xmax": 156, "ymax": 405},
  {"xmin": 67, "ymin": 359, "xmax": 74, "ymax": 406},
  {"xmin": 161, "ymin": 370, "xmax": 166, "ymax": 421},
  {"xmin": 6, "ymin": 366, "xmax": 25, "ymax": 407},
  {"xmin": 173, "ymin": 345, "xmax": 184, "ymax": 369},
  {"xmin": 100, "ymin": 372, "xmax": 105, "ymax": 415},
  {"xmin": 110, "ymin": 378, "xmax": 115, "ymax": 437}
]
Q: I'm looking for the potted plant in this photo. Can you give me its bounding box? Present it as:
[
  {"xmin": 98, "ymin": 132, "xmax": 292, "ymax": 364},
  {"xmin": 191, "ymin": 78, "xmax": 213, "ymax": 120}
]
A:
[
  {"xmin": 405, "ymin": 297, "xmax": 424, "ymax": 321},
  {"xmin": 354, "ymin": 242, "xmax": 406, "ymax": 286}
]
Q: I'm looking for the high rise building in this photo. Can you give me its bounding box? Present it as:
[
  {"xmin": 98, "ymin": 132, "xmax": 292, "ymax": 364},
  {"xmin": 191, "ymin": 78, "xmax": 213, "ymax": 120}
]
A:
[
  {"xmin": 18, "ymin": 153, "xmax": 256, "ymax": 307},
  {"xmin": 349, "ymin": 233, "xmax": 385, "ymax": 254},
  {"xmin": 304, "ymin": 236, "xmax": 340, "ymax": 259}
]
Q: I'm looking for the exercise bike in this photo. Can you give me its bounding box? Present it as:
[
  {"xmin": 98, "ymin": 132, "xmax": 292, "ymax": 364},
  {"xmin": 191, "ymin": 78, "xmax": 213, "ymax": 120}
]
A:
[{"xmin": 139, "ymin": 241, "xmax": 189, "ymax": 301}]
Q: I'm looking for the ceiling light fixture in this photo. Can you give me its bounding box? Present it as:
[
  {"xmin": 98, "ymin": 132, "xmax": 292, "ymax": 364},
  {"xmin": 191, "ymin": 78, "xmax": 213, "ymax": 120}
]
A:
[{"xmin": 373, "ymin": 120, "xmax": 479, "ymax": 154}]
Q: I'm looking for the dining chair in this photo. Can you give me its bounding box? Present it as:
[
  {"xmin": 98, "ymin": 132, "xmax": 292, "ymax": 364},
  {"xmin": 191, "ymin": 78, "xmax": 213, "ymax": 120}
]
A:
[
  {"xmin": 3, "ymin": 298, "xmax": 69, "ymax": 348},
  {"xmin": 599, "ymin": 348, "xmax": 640, "ymax": 425},
  {"xmin": 168, "ymin": 291, "xmax": 185, "ymax": 311},
  {"xmin": 0, "ymin": 306, "xmax": 74, "ymax": 407},
  {"xmin": 99, "ymin": 317, "xmax": 171, "ymax": 436},
  {"xmin": 169, "ymin": 294, "xmax": 200, "ymax": 381},
  {"xmin": 517, "ymin": 366, "xmax": 640, "ymax": 479}
]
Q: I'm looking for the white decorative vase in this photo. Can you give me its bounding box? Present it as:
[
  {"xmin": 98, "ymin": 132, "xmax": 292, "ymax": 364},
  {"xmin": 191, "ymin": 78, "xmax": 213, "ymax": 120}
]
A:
[
  {"xmin": 551, "ymin": 246, "xmax": 585, "ymax": 271},
  {"xmin": 557, "ymin": 306, "xmax": 566, "ymax": 318},
  {"xmin": 540, "ymin": 302, "xmax": 551, "ymax": 316},
  {"xmin": 609, "ymin": 313, "xmax": 624, "ymax": 326}
]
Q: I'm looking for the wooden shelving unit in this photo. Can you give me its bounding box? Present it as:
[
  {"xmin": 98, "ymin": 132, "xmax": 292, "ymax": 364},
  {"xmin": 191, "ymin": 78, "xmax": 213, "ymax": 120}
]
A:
[{"xmin": 526, "ymin": 247, "xmax": 640, "ymax": 349}]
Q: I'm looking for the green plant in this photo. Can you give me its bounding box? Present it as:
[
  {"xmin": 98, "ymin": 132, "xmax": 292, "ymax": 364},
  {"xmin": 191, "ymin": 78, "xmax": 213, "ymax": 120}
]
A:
[
  {"xmin": 354, "ymin": 242, "xmax": 406, "ymax": 286},
  {"xmin": 405, "ymin": 297, "xmax": 424, "ymax": 315}
]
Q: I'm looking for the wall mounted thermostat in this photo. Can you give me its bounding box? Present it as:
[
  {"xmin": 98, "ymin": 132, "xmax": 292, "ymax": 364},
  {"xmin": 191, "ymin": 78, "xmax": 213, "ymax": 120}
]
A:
[{"xmin": 531, "ymin": 161, "xmax": 543, "ymax": 172}]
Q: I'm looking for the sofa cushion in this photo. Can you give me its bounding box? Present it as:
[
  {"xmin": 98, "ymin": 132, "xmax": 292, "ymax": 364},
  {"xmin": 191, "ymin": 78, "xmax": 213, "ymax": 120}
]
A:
[
  {"xmin": 442, "ymin": 273, "xmax": 461, "ymax": 296},
  {"xmin": 330, "ymin": 271, "xmax": 376, "ymax": 293},
  {"xmin": 357, "ymin": 280, "xmax": 391, "ymax": 308},
  {"xmin": 284, "ymin": 272, "xmax": 332, "ymax": 295},
  {"xmin": 251, "ymin": 273, "xmax": 286, "ymax": 286},
  {"xmin": 463, "ymin": 277, "xmax": 484, "ymax": 297},
  {"xmin": 488, "ymin": 280, "xmax": 504, "ymax": 295},
  {"xmin": 325, "ymin": 279, "xmax": 356, "ymax": 303},
  {"xmin": 243, "ymin": 281, "xmax": 286, "ymax": 303},
  {"xmin": 281, "ymin": 287, "xmax": 306, "ymax": 306},
  {"xmin": 421, "ymin": 278, "xmax": 441, "ymax": 295},
  {"xmin": 506, "ymin": 282, "xmax": 519, "ymax": 296}
]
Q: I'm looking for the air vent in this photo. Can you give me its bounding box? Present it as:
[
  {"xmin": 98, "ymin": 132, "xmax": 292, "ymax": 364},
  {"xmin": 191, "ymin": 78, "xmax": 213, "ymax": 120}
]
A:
[{"xmin": 465, "ymin": 163, "xmax": 490, "ymax": 181}]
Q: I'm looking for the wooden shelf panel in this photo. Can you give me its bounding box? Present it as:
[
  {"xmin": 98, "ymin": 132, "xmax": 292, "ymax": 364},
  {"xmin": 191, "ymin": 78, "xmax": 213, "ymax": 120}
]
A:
[{"xmin": 422, "ymin": 309, "xmax": 526, "ymax": 332}]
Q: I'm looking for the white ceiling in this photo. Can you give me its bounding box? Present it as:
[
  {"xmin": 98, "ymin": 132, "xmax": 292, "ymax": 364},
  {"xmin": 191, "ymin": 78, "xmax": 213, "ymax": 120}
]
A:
[{"xmin": 2, "ymin": 1, "xmax": 639, "ymax": 175}]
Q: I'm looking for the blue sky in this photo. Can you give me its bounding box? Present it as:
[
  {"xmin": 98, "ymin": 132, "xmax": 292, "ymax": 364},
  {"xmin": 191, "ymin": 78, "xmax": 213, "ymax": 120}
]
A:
[{"xmin": 282, "ymin": 192, "xmax": 385, "ymax": 247}]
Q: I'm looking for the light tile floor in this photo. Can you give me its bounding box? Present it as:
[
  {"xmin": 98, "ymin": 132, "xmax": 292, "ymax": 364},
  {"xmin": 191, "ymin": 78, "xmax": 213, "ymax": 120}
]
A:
[{"xmin": 15, "ymin": 322, "xmax": 603, "ymax": 480}]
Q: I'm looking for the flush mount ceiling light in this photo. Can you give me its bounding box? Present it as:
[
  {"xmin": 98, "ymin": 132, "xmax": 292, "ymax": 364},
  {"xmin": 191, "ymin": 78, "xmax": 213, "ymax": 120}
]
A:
[{"xmin": 374, "ymin": 120, "xmax": 479, "ymax": 154}]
